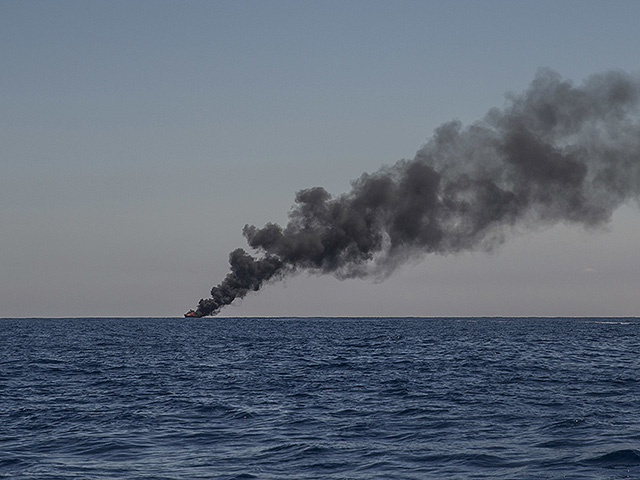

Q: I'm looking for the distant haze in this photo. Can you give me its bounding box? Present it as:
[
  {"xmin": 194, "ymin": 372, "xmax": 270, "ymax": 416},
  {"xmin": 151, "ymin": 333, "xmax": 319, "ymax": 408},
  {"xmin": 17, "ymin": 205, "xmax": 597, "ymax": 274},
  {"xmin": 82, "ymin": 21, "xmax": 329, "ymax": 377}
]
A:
[{"xmin": 3, "ymin": 2, "xmax": 640, "ymax": 317}]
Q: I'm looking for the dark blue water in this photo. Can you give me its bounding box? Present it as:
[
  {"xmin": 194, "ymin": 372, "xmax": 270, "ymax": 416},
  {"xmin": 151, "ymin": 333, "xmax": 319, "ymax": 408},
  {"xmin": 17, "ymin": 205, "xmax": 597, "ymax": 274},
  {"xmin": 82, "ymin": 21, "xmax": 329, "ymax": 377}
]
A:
[{"xmin": 2, "ymin": 317, "xmax": 639, "ymax": 479}]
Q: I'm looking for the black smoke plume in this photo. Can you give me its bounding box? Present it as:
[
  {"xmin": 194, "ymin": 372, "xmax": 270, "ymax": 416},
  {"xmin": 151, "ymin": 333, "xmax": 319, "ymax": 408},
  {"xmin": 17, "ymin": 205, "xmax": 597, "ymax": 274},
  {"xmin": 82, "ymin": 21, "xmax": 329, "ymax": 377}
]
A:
[{"xmin": 188, "ymin": 69, "xmax": 640, "ymax": 317}]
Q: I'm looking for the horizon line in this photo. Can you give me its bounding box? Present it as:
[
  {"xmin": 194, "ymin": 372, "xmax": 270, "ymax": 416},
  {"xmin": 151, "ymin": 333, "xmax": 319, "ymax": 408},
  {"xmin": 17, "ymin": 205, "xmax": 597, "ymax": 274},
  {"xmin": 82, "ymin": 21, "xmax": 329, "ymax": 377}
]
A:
[{"xmin": 2, "ymin": 315, "xmax": 638, "ymax": 320}]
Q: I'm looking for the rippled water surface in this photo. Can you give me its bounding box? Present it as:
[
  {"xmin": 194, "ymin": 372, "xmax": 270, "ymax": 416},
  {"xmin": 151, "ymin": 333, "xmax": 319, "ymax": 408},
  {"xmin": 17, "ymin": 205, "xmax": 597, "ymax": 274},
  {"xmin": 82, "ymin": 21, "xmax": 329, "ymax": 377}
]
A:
[{"xmin": 2, "ymin": 317, "xmax": 640, "ymax": 479}]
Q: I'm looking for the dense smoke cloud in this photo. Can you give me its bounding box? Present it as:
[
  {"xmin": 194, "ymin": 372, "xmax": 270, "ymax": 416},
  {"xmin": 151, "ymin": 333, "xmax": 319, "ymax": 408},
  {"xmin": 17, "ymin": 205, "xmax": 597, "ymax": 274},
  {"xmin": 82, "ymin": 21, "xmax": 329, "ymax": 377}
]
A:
[{"xmin": 187, "ymin": 69, "xmax": 640, "ymax": 317}]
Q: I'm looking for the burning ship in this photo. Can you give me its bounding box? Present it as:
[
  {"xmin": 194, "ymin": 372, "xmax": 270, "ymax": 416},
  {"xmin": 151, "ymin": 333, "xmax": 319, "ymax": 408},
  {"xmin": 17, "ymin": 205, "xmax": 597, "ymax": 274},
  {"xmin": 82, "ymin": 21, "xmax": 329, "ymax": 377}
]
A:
[{"xmin": 184, "ymin": 309, "xmax": 203, "ymax": 318}]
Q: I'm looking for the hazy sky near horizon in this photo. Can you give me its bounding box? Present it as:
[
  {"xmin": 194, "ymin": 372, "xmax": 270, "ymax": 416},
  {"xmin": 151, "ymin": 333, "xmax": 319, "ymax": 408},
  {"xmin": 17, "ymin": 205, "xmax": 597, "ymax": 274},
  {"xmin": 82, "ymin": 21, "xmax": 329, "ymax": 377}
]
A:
[{"xmin": 2, "ymin": 0, "xmax": 640, "ymax": 317}]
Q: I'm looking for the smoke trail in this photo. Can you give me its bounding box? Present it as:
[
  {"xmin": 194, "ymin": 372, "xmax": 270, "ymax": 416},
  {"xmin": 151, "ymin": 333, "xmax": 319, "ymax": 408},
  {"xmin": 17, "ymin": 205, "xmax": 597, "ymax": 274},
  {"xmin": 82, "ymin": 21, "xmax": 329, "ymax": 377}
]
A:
[{"xmin": 187, "ymin": 69, "xmax": 640, "ymax": 317}]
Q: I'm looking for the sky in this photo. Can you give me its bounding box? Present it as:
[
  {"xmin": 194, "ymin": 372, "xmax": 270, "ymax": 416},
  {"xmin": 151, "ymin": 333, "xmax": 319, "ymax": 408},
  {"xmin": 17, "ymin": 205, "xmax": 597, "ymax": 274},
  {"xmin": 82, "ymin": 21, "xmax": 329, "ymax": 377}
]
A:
[{"xmin": 2, "ymin": 0, "xmax": 640, "ymax": 318}]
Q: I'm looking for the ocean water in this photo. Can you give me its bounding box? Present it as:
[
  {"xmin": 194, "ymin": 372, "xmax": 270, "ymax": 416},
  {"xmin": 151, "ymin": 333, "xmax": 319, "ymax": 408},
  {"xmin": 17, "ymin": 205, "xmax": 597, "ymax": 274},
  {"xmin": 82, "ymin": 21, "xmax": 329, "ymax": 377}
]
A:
[{"xmin": 1, "ymin": 317, "xmax": 639, "ymax": 479}]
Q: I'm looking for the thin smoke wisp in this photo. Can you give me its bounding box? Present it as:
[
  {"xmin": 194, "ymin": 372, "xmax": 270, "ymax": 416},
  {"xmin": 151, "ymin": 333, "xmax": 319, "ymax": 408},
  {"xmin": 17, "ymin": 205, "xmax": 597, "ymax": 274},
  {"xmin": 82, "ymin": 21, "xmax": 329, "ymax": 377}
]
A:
[{"xmin": 187, "ymin": 69, "xmax": 640, "ymax": 317}]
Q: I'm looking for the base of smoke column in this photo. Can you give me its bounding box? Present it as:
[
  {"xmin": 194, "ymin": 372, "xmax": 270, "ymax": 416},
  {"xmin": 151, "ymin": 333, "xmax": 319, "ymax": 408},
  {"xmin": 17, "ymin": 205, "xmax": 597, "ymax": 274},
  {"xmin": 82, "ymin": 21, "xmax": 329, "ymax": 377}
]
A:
[{"xmin": 184, "ymin": 309, "xmax": 205, "ymax": 318}]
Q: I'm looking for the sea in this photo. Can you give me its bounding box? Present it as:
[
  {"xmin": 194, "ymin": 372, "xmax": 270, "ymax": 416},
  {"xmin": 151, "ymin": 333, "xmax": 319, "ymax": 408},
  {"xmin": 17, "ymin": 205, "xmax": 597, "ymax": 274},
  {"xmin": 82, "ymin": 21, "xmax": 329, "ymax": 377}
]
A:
[{"xmin": 1, "ymin": 317, "xmax": 639, "ymax": 479}]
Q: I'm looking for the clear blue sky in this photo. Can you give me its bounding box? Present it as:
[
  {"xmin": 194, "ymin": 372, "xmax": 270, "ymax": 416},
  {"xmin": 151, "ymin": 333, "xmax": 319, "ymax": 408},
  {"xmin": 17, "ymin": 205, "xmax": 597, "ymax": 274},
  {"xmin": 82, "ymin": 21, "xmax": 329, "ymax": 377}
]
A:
[{"xmin": 2, "ymin": 0, "xmax": 639, "ymax": 317}]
